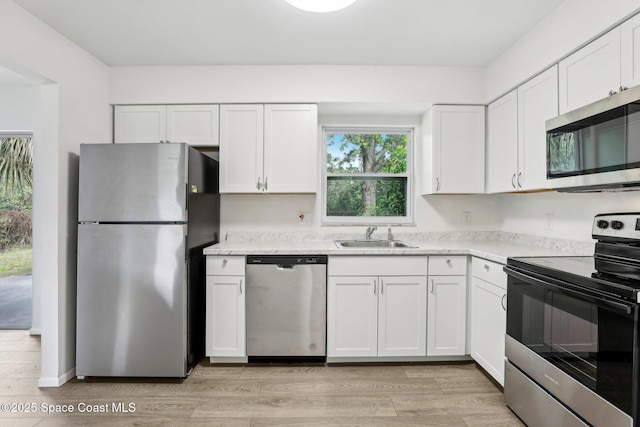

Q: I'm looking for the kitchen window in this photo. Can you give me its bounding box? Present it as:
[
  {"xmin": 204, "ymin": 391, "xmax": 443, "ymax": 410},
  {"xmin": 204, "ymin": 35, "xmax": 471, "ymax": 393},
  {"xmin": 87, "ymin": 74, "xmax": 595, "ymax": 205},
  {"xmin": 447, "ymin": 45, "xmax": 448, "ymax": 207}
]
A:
[{"xmin": 322, "ymin": 127, "xmax": 413, "ymax": 225}]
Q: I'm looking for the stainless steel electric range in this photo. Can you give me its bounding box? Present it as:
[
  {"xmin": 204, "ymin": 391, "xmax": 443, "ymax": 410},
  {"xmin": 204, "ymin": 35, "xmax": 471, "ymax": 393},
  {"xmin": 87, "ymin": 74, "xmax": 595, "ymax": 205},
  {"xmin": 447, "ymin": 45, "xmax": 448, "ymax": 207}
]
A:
[{"xmin": 504, "ymin": 213, "xmax": 640, "ymax": 427}]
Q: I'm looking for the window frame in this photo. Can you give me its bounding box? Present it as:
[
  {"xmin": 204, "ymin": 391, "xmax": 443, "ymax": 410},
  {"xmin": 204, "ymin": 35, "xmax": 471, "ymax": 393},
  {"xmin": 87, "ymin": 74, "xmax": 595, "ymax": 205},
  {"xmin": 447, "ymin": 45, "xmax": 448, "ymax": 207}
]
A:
[{"xmin": 321, "ymin": 126, "xmax": 414, "ymax": 225}]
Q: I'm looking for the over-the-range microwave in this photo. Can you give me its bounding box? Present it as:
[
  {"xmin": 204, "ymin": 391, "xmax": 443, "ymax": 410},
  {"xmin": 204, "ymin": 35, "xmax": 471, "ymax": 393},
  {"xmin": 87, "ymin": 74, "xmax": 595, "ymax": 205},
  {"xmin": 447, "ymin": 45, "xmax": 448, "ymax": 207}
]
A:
[{"xmin": 546, "ymin": 84, "xmax": 640, "ymax": 192}]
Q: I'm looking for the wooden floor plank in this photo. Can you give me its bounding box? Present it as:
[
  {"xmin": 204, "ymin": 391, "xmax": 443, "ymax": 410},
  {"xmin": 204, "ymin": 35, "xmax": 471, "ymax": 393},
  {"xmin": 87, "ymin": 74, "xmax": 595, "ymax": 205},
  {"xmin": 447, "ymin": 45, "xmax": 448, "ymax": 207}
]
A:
[
  {"xmin": 393, "ymin": 392, "xmax": 523, "ymax": 420},
  {"xmin": 192, "ymin": 395, "xmax": 397, "ymax": 418},
  {"xmin": 259, "ymin": 377, "xmax": 441, "ymax": 396},
  {"xmin": 250, "ymin": 415, "xmax": 468, "ymax": 426},
  {"xmin": 34, "ymin": 417, "xmax": 251, "ymax": 427},
  {"xmin": 240, "ymin": 365, "xmax": 407, "ymax": 380}
]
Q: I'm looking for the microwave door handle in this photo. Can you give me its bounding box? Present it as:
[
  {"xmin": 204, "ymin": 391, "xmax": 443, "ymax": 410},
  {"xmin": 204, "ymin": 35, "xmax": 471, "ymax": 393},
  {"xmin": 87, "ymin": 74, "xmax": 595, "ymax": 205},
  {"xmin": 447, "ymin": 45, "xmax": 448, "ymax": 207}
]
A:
[{"xmin": 504, "ymin": 266, "xmax": 634, "ymax": 315}]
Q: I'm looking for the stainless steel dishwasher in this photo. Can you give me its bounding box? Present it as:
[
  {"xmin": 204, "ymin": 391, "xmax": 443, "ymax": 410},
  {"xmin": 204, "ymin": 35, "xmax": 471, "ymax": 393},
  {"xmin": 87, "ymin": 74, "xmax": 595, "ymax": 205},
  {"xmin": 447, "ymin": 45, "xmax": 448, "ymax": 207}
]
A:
[{"xmin": 246, "ymin": 255, "xmax": 327, "ymax": 361}]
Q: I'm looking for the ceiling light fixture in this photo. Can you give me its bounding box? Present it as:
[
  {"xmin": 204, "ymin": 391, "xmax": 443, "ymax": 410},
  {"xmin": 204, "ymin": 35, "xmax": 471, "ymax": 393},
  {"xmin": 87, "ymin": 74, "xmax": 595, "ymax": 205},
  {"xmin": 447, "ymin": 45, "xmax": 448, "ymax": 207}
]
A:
[{"xmin": 284, "ymin": 0, "xmax": 359, "ymax": 13}]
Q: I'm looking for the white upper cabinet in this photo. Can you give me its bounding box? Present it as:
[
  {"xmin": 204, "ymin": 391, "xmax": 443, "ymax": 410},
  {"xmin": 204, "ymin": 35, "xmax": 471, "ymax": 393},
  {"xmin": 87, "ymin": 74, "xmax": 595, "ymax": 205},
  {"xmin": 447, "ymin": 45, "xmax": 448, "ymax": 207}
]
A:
[
  {"xmin": 264, "ymin": 104, "xmax": 318, "ymax": 193},
  {"xmin": 114, "ymin": 105, "xmax": 166, "ymax": 144},
  {"xmin": 487, "ymin": 90, "xmax": 518, "ymax": 193},
  {"xmin": 114, "ymin": 105, "xmax": 219, "ymax": 146},
  {"xmin": 621, "ymin": 13, "xmax": 640, "ymax": 88},
  {"xmin": 517, "ymin": 65, "xmax": 559, "ymax": 191},
  {"xmin": 422, "ymin": 105, "xmax": 485, "ymax": 194},
  {"xmin": 219, "ymin": 104, "xmax": 318, "ymax": 194},
  {"xmin": 558, "ymin": 28, "xmax": 621, "ymax": 114},
  {"xmin": 166, "ymin": 105, "xmax": 220, "ymax": 146},
  {"xmin": 219, "ymin": 105, "xmax": 264, "ymax": 193},
  {"xmin": 487, "ymin": 66, "xmax": 558, "ymax": 193}
]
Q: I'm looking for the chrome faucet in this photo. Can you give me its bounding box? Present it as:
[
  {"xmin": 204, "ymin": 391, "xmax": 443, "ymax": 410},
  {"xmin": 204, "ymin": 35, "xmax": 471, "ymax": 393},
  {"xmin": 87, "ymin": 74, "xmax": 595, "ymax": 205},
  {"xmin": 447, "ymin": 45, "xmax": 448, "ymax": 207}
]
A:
[{"xmin": 365, "ymin": 226, "xmax": 377, "ymax": 240}]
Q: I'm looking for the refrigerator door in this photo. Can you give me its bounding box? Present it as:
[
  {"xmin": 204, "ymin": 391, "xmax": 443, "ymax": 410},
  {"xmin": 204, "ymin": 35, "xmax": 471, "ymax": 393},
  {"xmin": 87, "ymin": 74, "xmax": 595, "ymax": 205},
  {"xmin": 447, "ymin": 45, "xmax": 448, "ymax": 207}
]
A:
[
  {"xmin": 78, "ymin": 143, "xmax": 188, "ymax": 222},
  {"xmin": 76, "ymin": 223, "xmax": 188, "ymax": 377}
]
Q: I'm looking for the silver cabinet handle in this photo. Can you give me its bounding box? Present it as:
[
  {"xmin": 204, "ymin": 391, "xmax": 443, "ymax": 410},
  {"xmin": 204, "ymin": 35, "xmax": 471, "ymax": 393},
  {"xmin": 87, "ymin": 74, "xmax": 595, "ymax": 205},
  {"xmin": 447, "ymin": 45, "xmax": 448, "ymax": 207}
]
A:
[
  {"xmin": 517, "ymin": 172, "xmax": 522, "ymax": 188},
  {"xmin": 446, "ymin": 259, "xmax": 451, "ymax": 265},
  {"xmin": 256, "ymin": 177, "xmax": 262, "ymax": 191},
  {"xmin": 511, "ymin": 173, "xmax": 516, "ymax": 189},
  {"xmin": 435, "ymin": 177, "xmax": 440, "ymax": 191},
  {"xmin": 373, "ymin": 280, "xmax": 377, "ymax": 295},
  {"xmin": 501, "ymin": 294, "xmax": 507, "ymax": 311},
  {"xmin": 620, "ymin": 86, "xmax": 629, "ymax": 92},
  {"xmin": 430, "ymin": 279, "xmax": 435, "ymax": 294},
  {"xmin": 609, "ymin": 90, "xmax": 618, "ymax": 96},
  {"xmin": 484, "ymin": 264, "xmax": 490, "ymax": 271},
  {"xmin": 264, "ymin": 177, "xmax": 268, "ymax": 191},
  {"xmin": 380, "ymin": 279, "xmax": 384, "ymax": 294},
  {"xmin": 239, "ymin": 279, "xmax": 243, "ymax": 295}
]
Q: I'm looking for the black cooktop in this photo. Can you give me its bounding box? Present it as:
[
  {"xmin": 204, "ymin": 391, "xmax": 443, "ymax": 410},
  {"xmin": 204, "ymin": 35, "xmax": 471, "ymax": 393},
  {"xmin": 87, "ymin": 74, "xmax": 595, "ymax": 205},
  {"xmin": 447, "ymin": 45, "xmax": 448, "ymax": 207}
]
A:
[{"xmin": 507, "ymin": 256, "xmax": 640, "ymax": 303}]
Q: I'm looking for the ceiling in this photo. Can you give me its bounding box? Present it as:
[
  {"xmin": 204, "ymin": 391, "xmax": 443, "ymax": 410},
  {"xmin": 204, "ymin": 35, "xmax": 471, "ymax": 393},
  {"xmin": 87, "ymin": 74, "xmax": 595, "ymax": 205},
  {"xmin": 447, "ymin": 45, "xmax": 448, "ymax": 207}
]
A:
[{"xmin": 11, "ymin": 0, "xmax": 565, "ymax": 67}]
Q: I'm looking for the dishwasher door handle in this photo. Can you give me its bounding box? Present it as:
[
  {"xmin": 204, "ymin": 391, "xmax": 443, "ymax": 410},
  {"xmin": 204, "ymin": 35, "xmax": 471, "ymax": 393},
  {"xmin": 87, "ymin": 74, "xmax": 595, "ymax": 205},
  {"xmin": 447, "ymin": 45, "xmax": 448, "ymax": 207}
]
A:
[{"xmin": 276, "ymin": 264, "xmax": 296, "ymax": 270}]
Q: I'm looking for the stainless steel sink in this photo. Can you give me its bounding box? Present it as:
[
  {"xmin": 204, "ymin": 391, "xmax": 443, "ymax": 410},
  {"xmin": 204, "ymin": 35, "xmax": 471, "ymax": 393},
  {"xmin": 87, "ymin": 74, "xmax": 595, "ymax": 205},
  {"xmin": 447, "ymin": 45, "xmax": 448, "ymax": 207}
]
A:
[{"xmin": 334, "ymin": 239, "xmax": 418, "ymax": 249}]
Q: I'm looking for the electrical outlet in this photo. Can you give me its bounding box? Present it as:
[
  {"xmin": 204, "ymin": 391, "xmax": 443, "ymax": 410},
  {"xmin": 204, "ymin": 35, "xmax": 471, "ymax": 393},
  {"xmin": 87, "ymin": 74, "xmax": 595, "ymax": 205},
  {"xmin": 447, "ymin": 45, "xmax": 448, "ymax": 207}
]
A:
[
  {"xmin": 462, "ymin": 211, "xmax": 471, "ymax": 224},
  {"xmin": 545, "ymin": 213, "xmax": 554, "ymax": 231},
  {"xmin": 298, "ymin": 212, "xmax": 311, "ymax": 224}
]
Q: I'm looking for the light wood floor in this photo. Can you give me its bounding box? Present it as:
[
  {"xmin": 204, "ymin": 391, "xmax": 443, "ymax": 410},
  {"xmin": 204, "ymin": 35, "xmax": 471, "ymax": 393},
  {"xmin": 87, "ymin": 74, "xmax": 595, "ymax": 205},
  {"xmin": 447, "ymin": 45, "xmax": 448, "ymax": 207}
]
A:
[{"xmin": 0, "ymin": 330, "xmax": 524, "ymax": 426}]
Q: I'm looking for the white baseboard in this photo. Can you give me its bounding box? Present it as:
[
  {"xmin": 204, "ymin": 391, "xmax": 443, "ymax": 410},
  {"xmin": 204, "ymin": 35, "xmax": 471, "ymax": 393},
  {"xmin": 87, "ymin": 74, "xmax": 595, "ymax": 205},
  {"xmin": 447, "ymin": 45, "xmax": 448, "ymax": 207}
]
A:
[
  {"xmin": 38, "ymin": 367, "xmax": 76, "ymax": 388},
  {"xmin": 29, "ymin": 327, "xmax": 41, "ymax": 336}
]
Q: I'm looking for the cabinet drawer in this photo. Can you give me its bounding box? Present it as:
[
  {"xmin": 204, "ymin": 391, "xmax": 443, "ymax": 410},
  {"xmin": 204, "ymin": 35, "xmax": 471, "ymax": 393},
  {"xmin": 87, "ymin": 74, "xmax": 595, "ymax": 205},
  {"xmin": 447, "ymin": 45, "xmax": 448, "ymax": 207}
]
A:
[
  {"xmin": 206, "ymin": 256, "xmax": 245, "ymax": 276},
  {"xmin": 329, "ymin": 256, "xmax": 427, "ymax": 276},
  {"xmin": 471, "ymin": 257, "xmax": 506, "ymax": 289},
  {"xmin": 428, "ymin": 256, "xmax": 467, "ymax": 275}
]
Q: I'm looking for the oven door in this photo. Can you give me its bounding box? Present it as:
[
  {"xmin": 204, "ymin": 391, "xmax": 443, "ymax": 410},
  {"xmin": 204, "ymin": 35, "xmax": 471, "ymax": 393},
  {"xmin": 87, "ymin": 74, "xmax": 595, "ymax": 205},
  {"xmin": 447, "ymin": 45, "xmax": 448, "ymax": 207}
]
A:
[{"xmin": 505, "ymin": 265, "xmax": 638, "ymax": 426}]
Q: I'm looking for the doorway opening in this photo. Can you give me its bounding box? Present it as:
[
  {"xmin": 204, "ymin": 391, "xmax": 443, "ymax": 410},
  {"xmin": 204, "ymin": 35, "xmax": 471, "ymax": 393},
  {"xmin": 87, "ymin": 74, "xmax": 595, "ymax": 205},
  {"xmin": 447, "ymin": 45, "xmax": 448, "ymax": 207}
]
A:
[{"xmin": 0, "ymin": 134, "xmax": 33, "ymax": 329}]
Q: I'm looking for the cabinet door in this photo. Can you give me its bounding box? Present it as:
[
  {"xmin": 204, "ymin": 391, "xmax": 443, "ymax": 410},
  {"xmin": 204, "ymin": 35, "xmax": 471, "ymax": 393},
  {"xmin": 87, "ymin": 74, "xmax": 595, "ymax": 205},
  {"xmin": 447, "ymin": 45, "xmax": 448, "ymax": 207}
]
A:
[
  {"xmin": 166, "ymin": 105, "xmax": 219, "ymax": 147},
  {"xmin": 622, "ymin": 13, "xmax": 640, "ymax": 88},
  {"xmin": 114, "ymin": 105, "xmax": 166, "ymax": 143},
  {"xmin": 558, "ymin": 27, "xmax": 621, "ymax": 114},
  {"xmin": 517, "ymin": 65, "xmax": 559, "ymax": 191},
  {"xmin": 264, "ymin": 104, "xmax": 318, "ymax": 193},
  {"xmin": 470, "ymin": 277, "xmax": 507, "ymax": 386},
  {"xmin": 487, "ymin": 90, "xmax": 518, "ymax": 193},
  {"xmin": 327, "ymin": 276, "xmax": 378, "ymax": 357},
  {"xmin": 427, "ymin": 275, "xmax": 467, "ymax": 356},
  {"xmin": 219, "ymin": 105, "xmax": 264, "ymax": 193},
  {"xmin": 205, "ymin": 275, "xmax": 246, "ymax": 357},
  {"xmin": 378, "ymin": 276, "xmax": 427, "ymax": 357},
  {"xmin": 432, "ymin": 105, "xmax": 485, "ymax": 194}
]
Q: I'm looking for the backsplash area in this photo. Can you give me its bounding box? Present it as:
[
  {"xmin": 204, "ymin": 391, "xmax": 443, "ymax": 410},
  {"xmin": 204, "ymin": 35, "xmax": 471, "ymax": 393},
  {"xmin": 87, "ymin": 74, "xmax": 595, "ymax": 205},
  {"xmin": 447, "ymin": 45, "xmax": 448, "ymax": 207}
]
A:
[{"xmin": 222, "ymin": 230, "xmax": 594, "ymax": 256}]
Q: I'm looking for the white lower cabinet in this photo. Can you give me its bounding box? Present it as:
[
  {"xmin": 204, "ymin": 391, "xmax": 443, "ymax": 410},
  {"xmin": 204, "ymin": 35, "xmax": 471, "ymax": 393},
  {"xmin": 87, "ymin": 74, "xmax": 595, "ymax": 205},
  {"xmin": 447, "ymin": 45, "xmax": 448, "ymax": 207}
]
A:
[
  {"xmin": 327, "ymin": 256, "xmax": 427, "ymax": 359},
  {"xmin": 327, "ymin": 276, "xmax": 378, "ymax": 357},
  {"xmin": 470, "ymin": 257, "xmax": 507, "ymax": 385},
  {"xmin": 205, "ymin": 256, "xmax": 246, "ymax": 359},
  {"xmin": 427, "ymin": 256, "xmax": 467, "ymax": 356}
]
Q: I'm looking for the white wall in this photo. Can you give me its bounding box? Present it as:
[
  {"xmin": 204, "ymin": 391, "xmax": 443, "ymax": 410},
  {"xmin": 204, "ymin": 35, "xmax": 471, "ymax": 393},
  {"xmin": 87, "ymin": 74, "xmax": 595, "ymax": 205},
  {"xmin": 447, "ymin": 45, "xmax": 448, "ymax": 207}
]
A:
[
  {"xmin": 0, "ymin": 84, "xmax": 41, "ymax": 334},
  {"xmin": 110, "ymin": 65, "xmax": 485, "ymax": 105},
  {"xmin": 0, "ymin": 0, "xmax": 110, "ymax": 386},
  {"xmin": 0, "ymin": 85, "xmax": 40, "ymax": 128},
  {"xmin": 500, "ymin": 191, "xmax": 640, "ymax": 242}
]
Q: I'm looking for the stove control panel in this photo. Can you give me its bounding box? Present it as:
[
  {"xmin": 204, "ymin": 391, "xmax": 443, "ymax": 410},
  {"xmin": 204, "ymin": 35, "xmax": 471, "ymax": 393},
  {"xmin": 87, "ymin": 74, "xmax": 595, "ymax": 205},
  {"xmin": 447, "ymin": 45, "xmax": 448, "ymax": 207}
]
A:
[{"xmin": 593, "ymin": 213, "xmax": 640, "ymax": 240}]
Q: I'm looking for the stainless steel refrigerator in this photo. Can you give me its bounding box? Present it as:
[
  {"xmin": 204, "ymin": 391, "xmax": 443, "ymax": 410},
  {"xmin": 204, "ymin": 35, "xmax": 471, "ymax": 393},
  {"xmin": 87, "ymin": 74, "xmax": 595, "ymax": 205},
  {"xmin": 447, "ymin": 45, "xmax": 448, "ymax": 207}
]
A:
[{"xmin": 76, "ymin": 143, "xmax": 219, "ymax": 378}]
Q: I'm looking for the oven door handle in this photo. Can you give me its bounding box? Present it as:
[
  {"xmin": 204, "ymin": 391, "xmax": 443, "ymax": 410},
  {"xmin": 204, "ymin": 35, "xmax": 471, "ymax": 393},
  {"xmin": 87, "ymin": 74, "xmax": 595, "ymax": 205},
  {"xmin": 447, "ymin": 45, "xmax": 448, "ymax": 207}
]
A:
[{"xmin": 505, "ymin": 266, "xmax": 634, "ymax": 315}]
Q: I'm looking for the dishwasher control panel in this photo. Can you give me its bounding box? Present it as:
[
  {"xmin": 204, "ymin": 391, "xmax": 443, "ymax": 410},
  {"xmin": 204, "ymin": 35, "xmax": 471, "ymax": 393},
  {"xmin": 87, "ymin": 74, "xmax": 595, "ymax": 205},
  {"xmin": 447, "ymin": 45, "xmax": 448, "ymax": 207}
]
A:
[{"xmin": 246, "ymin": 255, "xmax": 328, "ymax": 265}]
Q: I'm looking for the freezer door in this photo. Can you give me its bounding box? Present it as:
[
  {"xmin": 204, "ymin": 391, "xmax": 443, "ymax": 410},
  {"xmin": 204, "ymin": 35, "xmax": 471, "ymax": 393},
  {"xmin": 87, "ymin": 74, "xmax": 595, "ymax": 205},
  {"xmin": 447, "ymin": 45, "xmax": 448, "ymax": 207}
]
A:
[
  {"xmin": 76, "ymin": 223, "xmax": 188, "ymax": 377},
  {"xmin": 78, "ymin": 143, "xmax": 188, "ymax": 222}
]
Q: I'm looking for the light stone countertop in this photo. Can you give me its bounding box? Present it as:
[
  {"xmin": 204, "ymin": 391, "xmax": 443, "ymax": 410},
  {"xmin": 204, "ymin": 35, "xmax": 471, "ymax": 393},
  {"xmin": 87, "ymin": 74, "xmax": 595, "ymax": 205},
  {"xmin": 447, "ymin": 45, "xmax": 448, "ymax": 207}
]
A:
[{"xmin": 203, "ymin": 231, "xmax": 595, "ymax": 264}]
